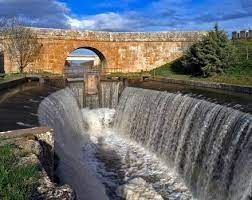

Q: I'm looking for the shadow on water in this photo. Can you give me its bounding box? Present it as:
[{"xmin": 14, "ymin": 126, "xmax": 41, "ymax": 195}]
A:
[{"xmin": 0, "ymin": 82, "xmax": 59, "ymax": 132}]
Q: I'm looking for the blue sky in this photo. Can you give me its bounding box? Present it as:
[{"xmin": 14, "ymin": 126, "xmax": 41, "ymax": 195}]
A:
[{"xmin": 0, "ymin": 0, "xmax": 251, "ymax": 32}]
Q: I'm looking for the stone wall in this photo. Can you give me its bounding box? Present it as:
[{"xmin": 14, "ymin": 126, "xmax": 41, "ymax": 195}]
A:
[{"xmin": 2, "ymin": 28, "xmax": 206, "ymax": 74}]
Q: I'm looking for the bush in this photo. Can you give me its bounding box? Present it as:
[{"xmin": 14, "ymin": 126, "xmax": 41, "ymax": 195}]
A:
[{"xmin": 182, "ymin": 24, "xmax": 237, "ymax": 77}]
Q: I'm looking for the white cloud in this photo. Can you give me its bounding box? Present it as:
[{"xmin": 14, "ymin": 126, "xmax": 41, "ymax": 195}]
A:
[
  {"xmin": 0, "ymin": 0, "xmax": 251, "ymax": 31},
  {"xmin": 67, "ymin": 12, "xmax": 140, "ymax": 31},
  {"xmin": 0, "ymin": 0, "xmax": 70, "ymax": 28}
]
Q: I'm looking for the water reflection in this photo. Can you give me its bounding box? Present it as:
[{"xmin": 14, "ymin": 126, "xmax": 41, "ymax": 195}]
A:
[{"xmin": 0, "ymin": 82, "xmax": 58, "ymax": 131}]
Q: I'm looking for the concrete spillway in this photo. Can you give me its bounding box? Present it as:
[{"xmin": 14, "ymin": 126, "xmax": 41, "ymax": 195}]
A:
[{"xmin": 38, "ymin": 86, "xmax": 252, "ymax": 200}]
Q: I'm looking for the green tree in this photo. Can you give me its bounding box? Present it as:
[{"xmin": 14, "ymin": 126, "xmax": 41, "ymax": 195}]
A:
[{"xmin": 183, "ymin": 24, "xmax": 237, "ymax": 77}]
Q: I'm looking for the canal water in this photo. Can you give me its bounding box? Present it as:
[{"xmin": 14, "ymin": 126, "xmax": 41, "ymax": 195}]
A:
[{"xmin": 0, "ymin": 82, "xmax": 58, "ymax": 132}]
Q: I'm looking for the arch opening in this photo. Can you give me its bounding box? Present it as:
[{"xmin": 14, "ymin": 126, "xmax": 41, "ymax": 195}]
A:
[
  {"xmin": 0, "ymin": 52, "xmax": 4, "ymax": 74},
  {"xmin": 64, "ymin": 47, "xmax": 107, "ymax": 78}
]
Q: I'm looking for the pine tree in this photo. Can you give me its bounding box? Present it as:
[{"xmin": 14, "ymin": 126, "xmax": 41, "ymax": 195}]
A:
[{"xmin": 183, "ymin": 24, "xmax": 237, "ymax": 77}]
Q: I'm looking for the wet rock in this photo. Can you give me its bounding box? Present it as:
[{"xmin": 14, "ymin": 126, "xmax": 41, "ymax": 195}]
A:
[
  {"xmin": 34, "ymin": 173, "xmax": 75, "ymax": 200},
  {"xmin": 116, "ymin": 177, "xmax": 163, "ymax": 200}
]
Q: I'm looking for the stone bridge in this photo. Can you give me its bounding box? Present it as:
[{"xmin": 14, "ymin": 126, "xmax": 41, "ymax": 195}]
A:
[{"xmin": 2, "ymin": 28, "xmax": 205, "ymax": 74}]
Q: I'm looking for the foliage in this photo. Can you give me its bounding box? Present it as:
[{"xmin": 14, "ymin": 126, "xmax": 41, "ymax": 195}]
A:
[
  {"xmin": 0, "ymin": 144, "xmax": 39, "ymax": 200},
  {"xmin": 182, "ymin": 24, "xmax": 237, "ymax": 77},
  {"xmin": 0, "ymin": 18, "xmax": 42, "ymax": 73}
]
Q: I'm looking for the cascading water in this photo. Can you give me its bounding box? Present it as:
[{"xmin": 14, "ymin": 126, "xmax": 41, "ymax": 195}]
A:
[
  {"xmin": 38, "ymin": 88, "xmax": 108, "ymax": 200},
  {"xmin": 80, "ymin": 107, "xmax": 192, "ymax": 200},
  {"xmin": 114, "ymin": 87, "xmax": 252, "ymax": 200},
  {"xmin": 38, "ymin": 85, "xmax": 252, "ymax": 200},
  {"xmin": 99, "ymin": 81, "xmax": 122, "ymax": 108}
]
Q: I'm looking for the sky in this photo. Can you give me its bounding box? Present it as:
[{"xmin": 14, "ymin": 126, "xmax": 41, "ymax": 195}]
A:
[{"xmin": 0, "ymin": 0, "xmax": 251, "ymax": 33}]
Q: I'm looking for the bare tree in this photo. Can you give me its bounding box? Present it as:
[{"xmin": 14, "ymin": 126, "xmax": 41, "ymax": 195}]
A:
[{"xmin": 1, "ymin": 18, "xmax": 42, "ymax": 73}]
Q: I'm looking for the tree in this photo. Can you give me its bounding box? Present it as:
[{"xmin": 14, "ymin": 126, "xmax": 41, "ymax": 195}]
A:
[
  {"xmin": 1, "ymin": 18, "xmax": 42, "ymax": 73},
  {"xmin": 182, "ymin": 24, "xmax": 237, "ymax": 77}
]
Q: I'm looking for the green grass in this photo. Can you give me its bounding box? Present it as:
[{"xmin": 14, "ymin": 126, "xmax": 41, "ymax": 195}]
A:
[
  {"xmin": 149, "ymin": 62, "xmax": 252, "ymax": 86},
  {"xmin": 0, "ymin": 73, "xmax": 24, "ymax": 83},
  {"xmin": 0, "ymin": 144, "xmax": 40, "ymax": 200},
  {"xmin": 148, "ymin": 40, "xmax": 252, "ymax": 86}
]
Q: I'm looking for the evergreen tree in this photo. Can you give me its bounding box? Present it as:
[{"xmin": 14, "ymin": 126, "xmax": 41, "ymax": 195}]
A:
[{"xmin": 183, "ymin": 24, "xmax": 237, "ymax": 77}]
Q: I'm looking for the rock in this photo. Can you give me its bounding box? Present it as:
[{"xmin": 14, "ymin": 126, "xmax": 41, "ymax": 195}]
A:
[
  {"xmin": 33, "ymin": 171, "xmax": 75, "ymax": 200},
  {"xmin": 18, "ymin": 153, "xmax": 41, "ymax": 166},
  {"xmin": 116, "ymin": 177, "xmax": 163, "ymax": 200},
  {"xmin": 17, "ymin": 139, "xmax": 43, "ymax": 156}
]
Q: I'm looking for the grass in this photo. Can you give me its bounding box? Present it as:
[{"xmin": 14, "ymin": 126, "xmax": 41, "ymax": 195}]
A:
[
  {"xmin": 0, "ymin": 73, "xmax": 25, "ymax": 83},
  {"xmin": 149, "ymin": 62, "xmax": 252, "ymax": 86},
  {"xmin": 148, "ymin": 39, "xmax": 252, "ymax": 86},
  {"xmin": 0, "ymin": 144, "xmax": 40, "ymax": 200},
  {"xmin": 0, "ymin": 71, "xmax": 63, "ymax": 83}
]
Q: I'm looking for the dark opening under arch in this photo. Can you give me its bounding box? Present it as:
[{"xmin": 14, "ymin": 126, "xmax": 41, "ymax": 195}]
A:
[{"xmin": 0, "ymin": 52, "xmax": 4, "ymax": 74}]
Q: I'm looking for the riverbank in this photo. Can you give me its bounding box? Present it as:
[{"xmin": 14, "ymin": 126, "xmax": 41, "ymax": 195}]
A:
[
  {"xmin": 149, "ymin": 76, "xmax": 252, "ymax": 94},
  {"xmin": 148, "ymin": 63, "xmax": 252, "ymax": 87},
  {"xmin": 0, "ymin": 127, "xmax": 75, "ymax": 200}
]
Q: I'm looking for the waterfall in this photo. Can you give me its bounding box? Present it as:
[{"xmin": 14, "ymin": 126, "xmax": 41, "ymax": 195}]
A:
[
  {"xmin": 99, "ymin": 81, "xmax": 122, "ymax": 108},
  {"xmin": 38, "ymin": 88, "xmax": 108, "ymax": 200},
  {"xmin": 114, "ymin": 87, "xmax": 252, "ymax": 200}
]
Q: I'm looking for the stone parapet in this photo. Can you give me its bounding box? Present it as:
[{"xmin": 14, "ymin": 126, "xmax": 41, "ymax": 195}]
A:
[
  {"xmin": 32, "ymin": 27, "xmax": 206, "ymax": 42},
  {"xmin": 1, "ymin": 27, "xmax": 206, "ymax": 74}
]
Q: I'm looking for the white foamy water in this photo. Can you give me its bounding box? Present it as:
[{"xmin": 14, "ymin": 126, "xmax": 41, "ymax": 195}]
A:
[
  {"xmin": 38, "ymin": 88, "xmax": 109, "ymax": 200},
  {"xmin": 82, "ymin": 108, "xmax": 192, "ymax": 200},
  {"xmin": 38, "ymin": 87, "xmax": 252, "ymax": 200},
  {"xmin": 114, "ymin": 87, "xmax": 252, "ymax": 200},
  {"xmin": 82, "ymin": 108, "xmax": 115, "ymax": 132}
]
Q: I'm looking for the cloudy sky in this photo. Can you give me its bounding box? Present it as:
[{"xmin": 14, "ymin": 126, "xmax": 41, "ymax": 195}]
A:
[{"xmin": 0, "ymin": 0, "xmax": 251, "ymax": 32}]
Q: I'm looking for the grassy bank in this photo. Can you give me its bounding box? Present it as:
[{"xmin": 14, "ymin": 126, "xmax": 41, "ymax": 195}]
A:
[
  {"xmin": 149, "ymin": 39, "xmax": 252, "ymax": 86},
  {"xmin": 0, "ymin": 73, "xmax": 25, "ymax": 83},
  {"xmin": 149, "ymin": 62, "xmax": 252, "ymax": 86},
  {"xmin": 0, "ymin": 144, "xmax": 40, "ymax": 200}
]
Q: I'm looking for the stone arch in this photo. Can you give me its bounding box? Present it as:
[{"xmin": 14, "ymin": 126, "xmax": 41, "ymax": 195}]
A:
[
  {"xmin": 64, "ymin": 46, "xmax": 108, "ymax": 78},
  {"xmin": 66, "ymin": 46, "xmax": 107, "ymax": 68}
]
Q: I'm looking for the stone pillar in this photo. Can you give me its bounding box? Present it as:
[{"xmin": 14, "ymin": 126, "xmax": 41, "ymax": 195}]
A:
[{"xmin": 83, "ymin": 71, "xmax": 100, "ymax": 108}]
